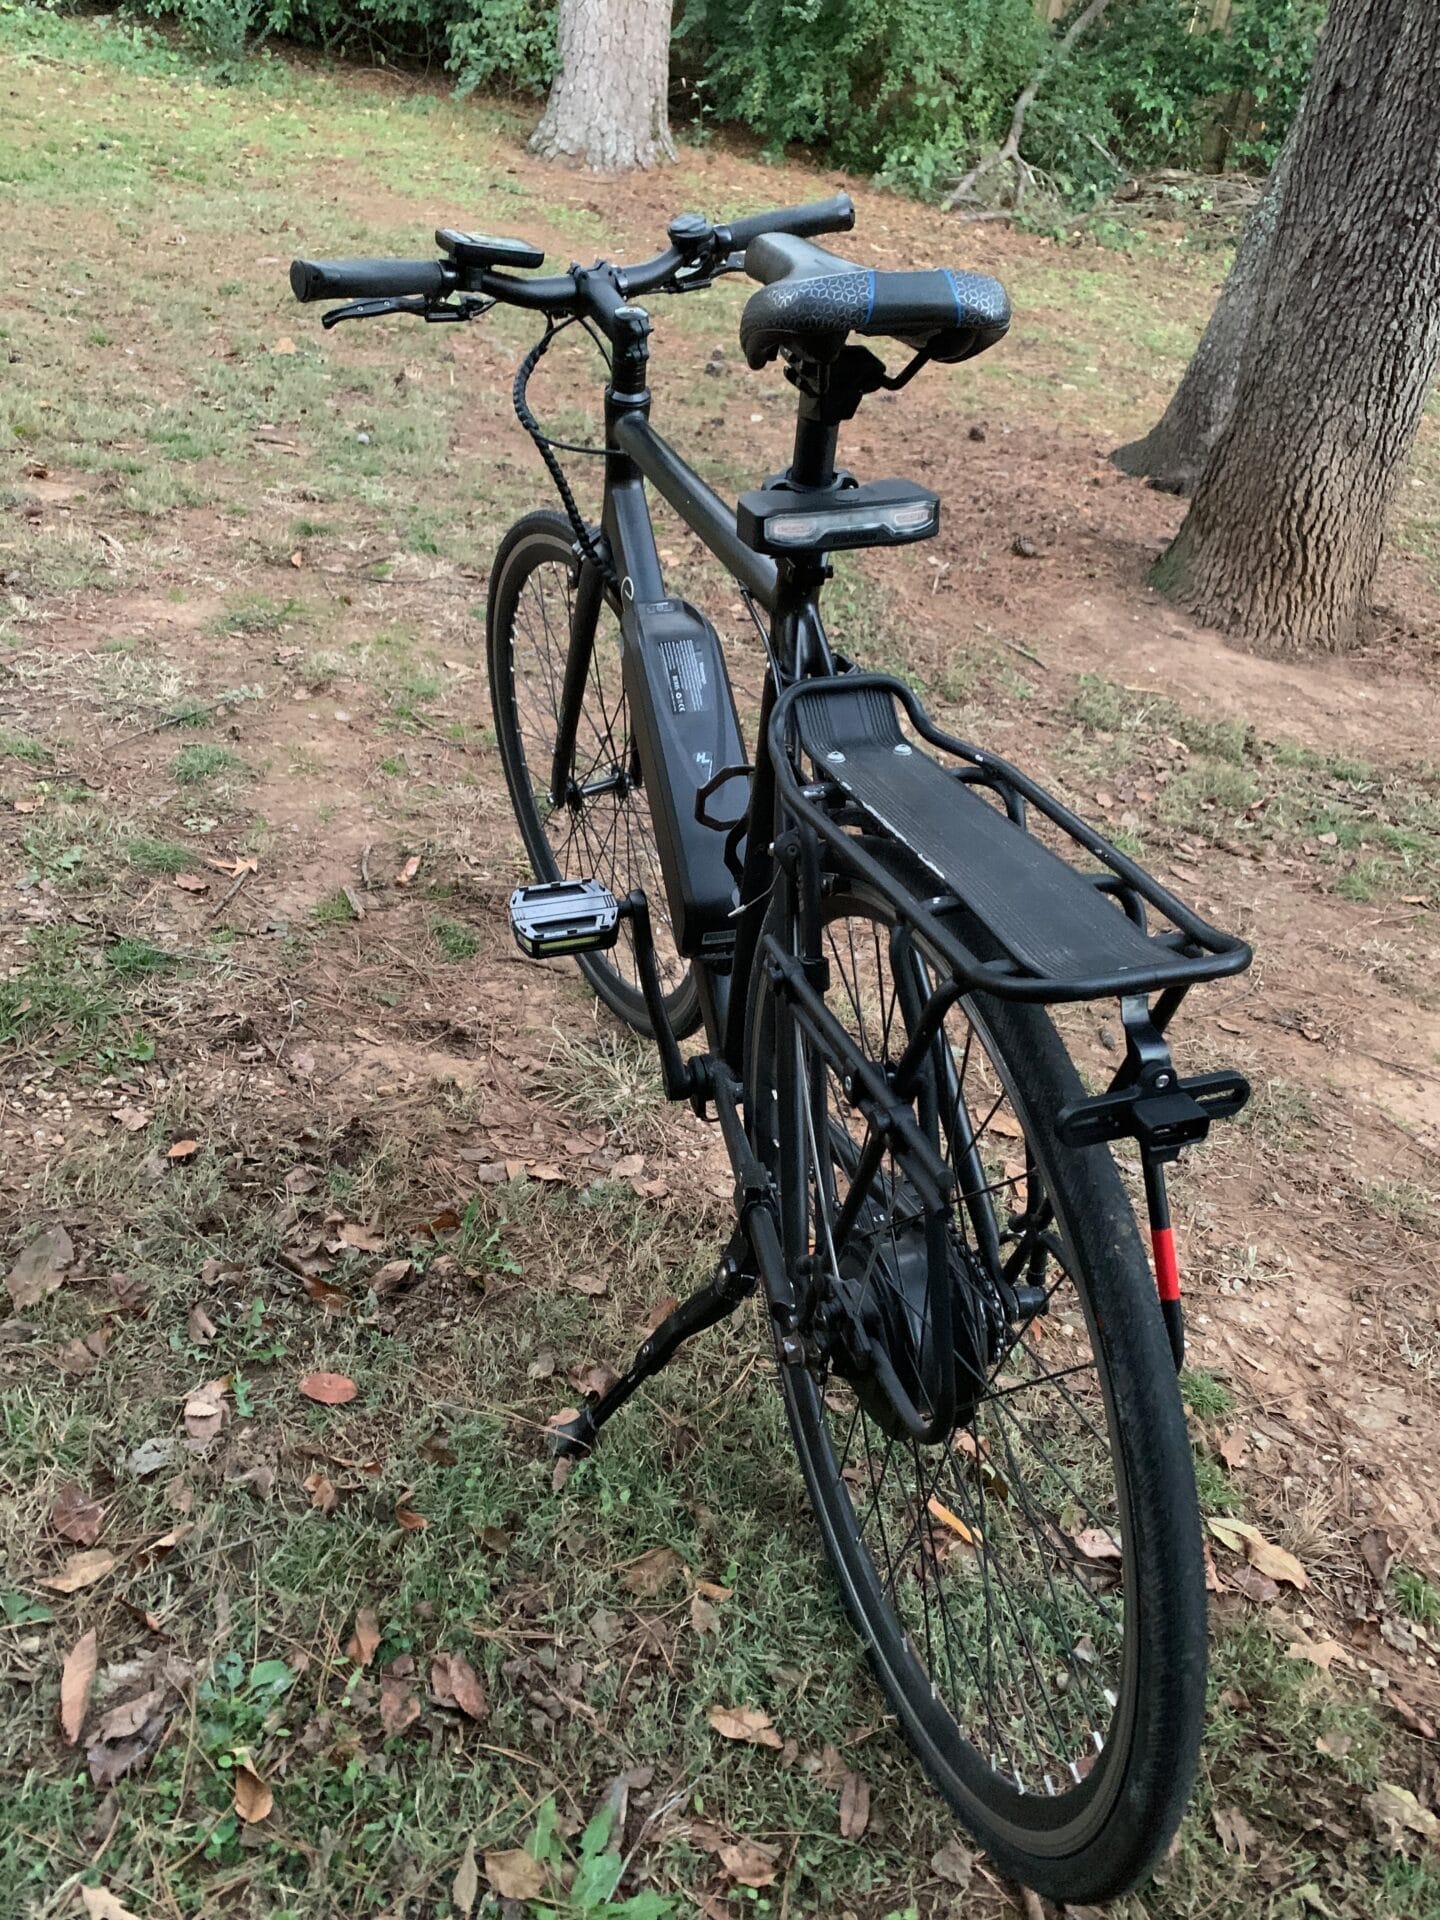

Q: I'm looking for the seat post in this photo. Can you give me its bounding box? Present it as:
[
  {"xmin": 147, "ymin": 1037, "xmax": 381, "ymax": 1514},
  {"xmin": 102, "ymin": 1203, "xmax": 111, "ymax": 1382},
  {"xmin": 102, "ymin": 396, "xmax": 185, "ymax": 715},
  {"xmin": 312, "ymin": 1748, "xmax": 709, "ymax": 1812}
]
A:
[
  {"xmin": 789, "ymin": 401, "xmax": 840, "ymax": 489},
  {"xmin": 784, "ymin": 348, "xmax": 886, "ymax": 491}
]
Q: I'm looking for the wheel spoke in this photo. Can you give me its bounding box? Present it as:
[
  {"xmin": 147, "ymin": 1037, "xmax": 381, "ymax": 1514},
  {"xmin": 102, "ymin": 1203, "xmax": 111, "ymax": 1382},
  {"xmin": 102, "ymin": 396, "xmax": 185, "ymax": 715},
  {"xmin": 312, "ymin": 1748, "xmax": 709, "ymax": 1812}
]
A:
[{"xmin": 761, "ymin": 887, "xmax": 1140, "ymax": 1804}]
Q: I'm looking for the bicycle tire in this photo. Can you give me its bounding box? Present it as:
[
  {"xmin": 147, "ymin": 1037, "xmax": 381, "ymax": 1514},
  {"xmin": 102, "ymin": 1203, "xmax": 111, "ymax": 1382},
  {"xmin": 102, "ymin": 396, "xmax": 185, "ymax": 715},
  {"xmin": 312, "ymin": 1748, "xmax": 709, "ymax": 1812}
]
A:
[
  {"xmin": 487, "ymin": 510, "xmax": 701, "ymax": 1038},
  {"xmin": 746, "ymin": 847, "xmax": 1206, "ymax": 1902}
]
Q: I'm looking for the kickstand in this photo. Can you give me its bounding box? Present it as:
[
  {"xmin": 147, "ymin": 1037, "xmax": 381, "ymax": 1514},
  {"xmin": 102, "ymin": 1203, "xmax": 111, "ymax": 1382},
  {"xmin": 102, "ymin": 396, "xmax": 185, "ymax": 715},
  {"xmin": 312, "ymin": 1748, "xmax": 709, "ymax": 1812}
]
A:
[{"xmin": 551, "ymin": 1237, "xmax": 756, "ymax": 1459}]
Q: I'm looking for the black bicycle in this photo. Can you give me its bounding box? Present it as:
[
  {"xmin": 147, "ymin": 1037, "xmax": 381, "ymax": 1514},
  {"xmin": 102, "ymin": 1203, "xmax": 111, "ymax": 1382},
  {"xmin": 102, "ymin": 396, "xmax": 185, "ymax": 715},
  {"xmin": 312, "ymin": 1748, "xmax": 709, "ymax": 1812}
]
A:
[{"xmin": 291, "ymin": 197, "xmax": 1252, "ymax": 1901}]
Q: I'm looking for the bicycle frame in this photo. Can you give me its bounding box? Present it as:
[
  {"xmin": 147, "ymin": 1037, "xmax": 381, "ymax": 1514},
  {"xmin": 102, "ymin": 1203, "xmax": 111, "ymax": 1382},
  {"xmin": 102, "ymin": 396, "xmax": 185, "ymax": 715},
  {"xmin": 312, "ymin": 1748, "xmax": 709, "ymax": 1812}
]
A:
[{"xmin": 565, "ymin": 321, "xmax": 852, "ymax": 1080}]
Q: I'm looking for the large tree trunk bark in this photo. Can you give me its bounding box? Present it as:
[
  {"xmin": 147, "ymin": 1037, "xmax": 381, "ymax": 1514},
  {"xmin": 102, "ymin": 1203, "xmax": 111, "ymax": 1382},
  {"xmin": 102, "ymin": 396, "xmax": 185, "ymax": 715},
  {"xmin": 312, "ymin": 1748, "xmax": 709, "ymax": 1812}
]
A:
[
  {"xmin": 1113, "ymin": 114, "xmax": 1302, "ymax": 494},
  {"xmin": 530, "ymin": 0, "xmax": 676, "ymax": 173},
  {"xmin": 1155, "ymin": 0, "xmax": 1440, "ymax": 654}
]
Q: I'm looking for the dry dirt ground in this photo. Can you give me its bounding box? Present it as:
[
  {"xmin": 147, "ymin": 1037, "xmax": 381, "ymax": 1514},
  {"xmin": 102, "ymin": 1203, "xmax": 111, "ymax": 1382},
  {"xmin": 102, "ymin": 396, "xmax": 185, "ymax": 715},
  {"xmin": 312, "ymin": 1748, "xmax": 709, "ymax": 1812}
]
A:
[{"xmin": 2, "ymin": 14, "xmax": 1439, "ymax": 1920}]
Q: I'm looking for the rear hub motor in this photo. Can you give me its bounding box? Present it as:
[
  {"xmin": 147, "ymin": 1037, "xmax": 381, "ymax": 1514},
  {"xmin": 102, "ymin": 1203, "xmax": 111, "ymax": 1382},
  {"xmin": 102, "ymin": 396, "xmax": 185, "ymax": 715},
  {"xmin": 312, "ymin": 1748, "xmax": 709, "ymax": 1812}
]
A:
[{"xmin": 832, "ymin": 1223, "xmax": 999, "ymax": 1438}]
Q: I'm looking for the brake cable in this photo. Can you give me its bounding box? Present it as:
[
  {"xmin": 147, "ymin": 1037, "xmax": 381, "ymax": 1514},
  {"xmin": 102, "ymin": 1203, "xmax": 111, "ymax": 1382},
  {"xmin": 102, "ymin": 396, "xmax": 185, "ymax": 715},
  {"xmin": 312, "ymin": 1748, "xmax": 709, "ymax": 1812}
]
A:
[{"xmin": 512, "ymin": 315, "xmax": 617, "ymax": 585}]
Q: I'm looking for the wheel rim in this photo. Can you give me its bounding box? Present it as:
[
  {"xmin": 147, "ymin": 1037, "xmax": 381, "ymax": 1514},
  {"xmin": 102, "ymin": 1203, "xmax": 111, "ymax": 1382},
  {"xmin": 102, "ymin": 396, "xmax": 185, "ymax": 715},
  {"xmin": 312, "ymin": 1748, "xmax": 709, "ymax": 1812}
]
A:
[
  {"xmin": 503, "ymin": 548, "xmax": 687, "ymax": 1001},
  {"xmin": 758, "ymin": 892, "xmax": 1134, "ymax": 1812}
]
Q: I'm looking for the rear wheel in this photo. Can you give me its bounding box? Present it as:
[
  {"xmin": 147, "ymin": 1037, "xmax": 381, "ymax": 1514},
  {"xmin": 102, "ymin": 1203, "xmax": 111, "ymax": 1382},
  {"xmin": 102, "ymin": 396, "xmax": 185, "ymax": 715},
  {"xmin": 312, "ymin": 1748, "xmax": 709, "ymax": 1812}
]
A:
[
  {"xmin": 747, "ymin": 854, "xmax": 1206, "ymax": 1901},
  {"xmin": 487, "ymin": 511, "xmax": 700, "ymax": 1037}
]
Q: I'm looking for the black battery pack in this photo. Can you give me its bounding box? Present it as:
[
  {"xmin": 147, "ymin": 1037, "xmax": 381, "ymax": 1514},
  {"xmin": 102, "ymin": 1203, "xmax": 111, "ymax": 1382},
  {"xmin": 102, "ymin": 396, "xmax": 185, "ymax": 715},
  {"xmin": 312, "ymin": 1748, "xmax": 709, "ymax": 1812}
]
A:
[{"xmin": 620, "ymin": 598, "xmax": 747, "ymax": 958}]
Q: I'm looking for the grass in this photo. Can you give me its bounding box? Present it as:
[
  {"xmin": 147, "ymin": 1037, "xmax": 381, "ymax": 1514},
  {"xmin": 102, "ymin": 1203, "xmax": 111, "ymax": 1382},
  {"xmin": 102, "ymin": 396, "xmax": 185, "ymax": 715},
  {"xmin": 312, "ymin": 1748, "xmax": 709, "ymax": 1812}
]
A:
[
  {"xmin": 126, "ymin": 836, "xmax": 197, "ymax": 875},
  {"xmin": 1065, "ymin": 674, "xmax": 1440, "ymax": 901},
  {"xmin": 173, "ymin": 743, "xmax": 243, "ymax": 785},
  {"xmin": 0, "ymin": 727, "xmax": 52, "ymax": 765},
  {"xmin": 1392, "ymin": 1568, "xmax": 1440, "ymax": 1632},
  {"xmin": 2, "ymin": 11, "xmax": 1438, "ymax": 1919},
  {"xmin": 429, "ymin": 914, "xmax": 482, "ymax": 962}
]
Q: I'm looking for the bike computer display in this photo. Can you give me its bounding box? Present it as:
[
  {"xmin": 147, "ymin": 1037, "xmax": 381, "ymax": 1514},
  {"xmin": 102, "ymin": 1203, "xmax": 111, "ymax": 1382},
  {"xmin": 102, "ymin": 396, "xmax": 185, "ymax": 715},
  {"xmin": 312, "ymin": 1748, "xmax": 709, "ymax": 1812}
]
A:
[{"xmin": 434, "ymin": 229, "xmax": 545, "ymax": 270}]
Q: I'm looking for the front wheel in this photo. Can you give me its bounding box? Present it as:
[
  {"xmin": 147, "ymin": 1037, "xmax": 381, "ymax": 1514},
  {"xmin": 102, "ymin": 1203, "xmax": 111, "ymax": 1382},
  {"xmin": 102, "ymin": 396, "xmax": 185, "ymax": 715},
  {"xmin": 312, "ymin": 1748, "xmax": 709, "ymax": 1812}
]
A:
[
  {"xmin": 746, "ymin": 855, "xmax": 1206, "ymax": 1902},
  {"xmin": 487, "ymin": 510, "xmax": 701, "ymax": 1038}
]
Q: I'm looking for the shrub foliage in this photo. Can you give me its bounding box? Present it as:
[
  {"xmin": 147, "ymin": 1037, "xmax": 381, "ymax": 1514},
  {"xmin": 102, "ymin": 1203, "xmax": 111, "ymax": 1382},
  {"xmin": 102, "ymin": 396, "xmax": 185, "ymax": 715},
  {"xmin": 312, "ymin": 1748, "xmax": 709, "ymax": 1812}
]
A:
[{"xmin": 127, "ymin": 0, "xmax": 1323, "ymax": 204}]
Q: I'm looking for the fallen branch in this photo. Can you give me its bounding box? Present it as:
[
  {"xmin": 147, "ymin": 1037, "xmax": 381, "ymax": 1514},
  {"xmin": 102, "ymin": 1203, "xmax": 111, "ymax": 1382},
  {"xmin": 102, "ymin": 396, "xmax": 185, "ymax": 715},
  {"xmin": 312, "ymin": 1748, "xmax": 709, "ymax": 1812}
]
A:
[{"xmin": 945, "ymin": 0, "xmax": 1113, "ymax": 212}]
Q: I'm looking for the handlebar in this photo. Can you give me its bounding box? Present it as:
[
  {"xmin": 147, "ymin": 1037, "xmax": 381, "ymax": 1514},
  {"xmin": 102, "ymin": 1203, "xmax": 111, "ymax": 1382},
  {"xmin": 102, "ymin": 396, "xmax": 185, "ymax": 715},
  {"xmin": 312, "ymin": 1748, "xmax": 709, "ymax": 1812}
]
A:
[
  {"xmin": 719, "ymin": 193, "xmax": 855, "ymax": 251},
  {"xmin": 289, "ymin": 192, "xmax": 856, "ymax": 319},
  {"xmin": 289, "ymin": 257, "xmax": 451, "ymax": 304}
]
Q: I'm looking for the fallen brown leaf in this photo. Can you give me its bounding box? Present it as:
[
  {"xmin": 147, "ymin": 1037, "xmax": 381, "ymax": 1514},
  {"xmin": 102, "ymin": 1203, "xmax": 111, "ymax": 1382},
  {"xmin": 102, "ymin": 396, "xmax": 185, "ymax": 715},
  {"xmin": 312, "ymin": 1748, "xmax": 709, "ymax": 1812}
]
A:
[
  {"xmin": 304, "ymin": 1470, "xmax": 338, "ymax": 1514},
  {"xmin": 430, "ymin": 1651, "xmax": 488, "ymax": 1721},
  {"xmin": 1207, "ymin": 1517, "xmax": 1307, "ymax": 1589},
  {"xmin": 338, "ymin": 1222, "xmax": 385, "ymax": 1253},
  {"xmin": 396, "ymin": 854, "xmax": 421, "ymax": 887},
  {"xmin": 927, "ymin": 1497, "xmax": 980, "ymax": 1546},
  {"xmin": 371, "ymin": 1258, "xmax": 415, "ymax": 1296},
  {"xmin": 394, "ymin": 1498, "xmax": 428, "ymax": 1532},
  {"xmin": 233, "ymin": 1752, "xmax": 274, "ymax": 1823},
  {"xmin": 60, "ymin": 1629, "xmax": 98, "ymax": 1745},
  {"xmin": 173, "ymin": 873, "xmax": 210, "ymax": 894},
  {"xmin": 347, "ymin": 1607, "xmax": 381, "ymax": 1666},
  {"xmin": 6, "ymin": 1225, "xmax": 74, "ymax": 1308},
  {"xmin": 109, "ymin": 1272, "xmax": 151, "ymax": 1315},
  {"xmin": 838, "ymin": 1770, "xmax": 870, "ymax": 1838},
  {"xmin": 166, "ymin": 1139, "xmax": 200, "ymax": 1161},
  {"xmin": 80, "ymin": 1888, "xmax": 141, "ymax": 1920},
  {"xmin": 622, "ymin": 1544, "xmax": 683, "ymax": 1597},
  {"xmin": 379, "ymin": 1673, "xmax": 420, "ymax": 1736},
  {"xmin": 930, "ymin": 1835, "xmax": 973, "ymax": 1889},
  {"xmin": 1365, "ymin": 1782, "xmax": 1439, "ymax": 1853},
  {"xmin": 452, "ymin": 1842, "xmax": 480, "ymax": 1918},
  {"xmin": 1286, "ymin": 1634, "xmax": 1353, "ymax": 1673},
  {"xmin": 50, "ymin": 1483, "xmax": 104, "ymax": 1547},
  {"xmin": 86, "ymin": 1695, "xmax": 172, "ymax": 1786},
  {"xmin": 1070, "ymin": 1526, "xmax": 1122, "ymax": 1562},
  {"xmin": 708, "ymin": 1704, "xmax": 783, "ymax": 1749},
  {"xmin": 1213, "ymin": 1805, "xmax": 1263, "ymax": 1857},
  {"xmin": 96, "ymin": 1688, "xmax": 165, "ymax": 1743},
  {"xmin": 39, "ymin": 1548, "xmax": 116, "ymax": 1594},
  {"xmin": 300, "ymin": 1273, "xmax": 351, "ymax": 1315},
  {"xmin": 56, "ymin": 1332, "xmax": 106, "ymax": 1378},
  {"xmin": 484, "ymin": 1848, "xmax": 547, "ymax": 1900},
  {"xmin": 718, "ymin": 1840, "xmax": 778, "ymax": 1889},
  {"xmin": 298, "ymin": 1371, "xmax": 357, "ymax": 1405},
  {"xmin": 183, "ymin": 1377, "xmax": 228, "ymax": 1445},
  {"xmin": 187, "ymin": 1304, "xmax": 216, "ymax": 1344},
  {"xmin": 691, "ymin": 1591, "xmax": 719, "ymax": 1635},
  {"xmin": 641, "ymin": 1294, "xmax": 679, "ymax": 1337}
]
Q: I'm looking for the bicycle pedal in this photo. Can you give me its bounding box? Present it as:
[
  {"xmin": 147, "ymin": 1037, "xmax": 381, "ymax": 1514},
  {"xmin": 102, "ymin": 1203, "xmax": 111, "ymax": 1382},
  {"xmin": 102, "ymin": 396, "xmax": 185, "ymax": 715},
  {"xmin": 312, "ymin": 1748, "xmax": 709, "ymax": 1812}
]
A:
[{"xmin": 508, "ymin": 879, "xmax": 621, "ymax": 959}]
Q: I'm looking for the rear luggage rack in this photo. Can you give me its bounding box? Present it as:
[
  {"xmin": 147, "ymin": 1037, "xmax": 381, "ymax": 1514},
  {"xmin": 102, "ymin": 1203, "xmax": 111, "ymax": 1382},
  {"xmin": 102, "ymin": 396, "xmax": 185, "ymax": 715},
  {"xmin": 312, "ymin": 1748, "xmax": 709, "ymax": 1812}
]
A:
[{"xmin": 770, "ymin": 673, "xmax": 1251, "ymax": 1005}]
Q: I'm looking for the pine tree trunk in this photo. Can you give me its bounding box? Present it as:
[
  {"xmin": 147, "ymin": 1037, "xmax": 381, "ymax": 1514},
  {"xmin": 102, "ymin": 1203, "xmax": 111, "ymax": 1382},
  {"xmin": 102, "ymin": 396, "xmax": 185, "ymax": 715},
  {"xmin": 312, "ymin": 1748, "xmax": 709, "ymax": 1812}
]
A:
[
  {"xmin": 1112, "ymin": 116, "xmax": 1301, "ymax": 495},
  {"xmin": 530, "ymin": 0, "xmax": 676, "ymax": 173},
  {"xmin": 1155, "ymin": 0, "xmax": 1440, "ymax": 654}
]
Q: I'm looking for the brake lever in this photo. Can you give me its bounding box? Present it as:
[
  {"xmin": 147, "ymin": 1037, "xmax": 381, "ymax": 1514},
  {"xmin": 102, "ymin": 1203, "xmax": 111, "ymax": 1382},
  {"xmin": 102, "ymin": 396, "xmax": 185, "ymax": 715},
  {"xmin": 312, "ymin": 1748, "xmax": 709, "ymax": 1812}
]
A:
[{"xmin": 321, "ymin": 295, "xmax": 495, "ymax": 329}]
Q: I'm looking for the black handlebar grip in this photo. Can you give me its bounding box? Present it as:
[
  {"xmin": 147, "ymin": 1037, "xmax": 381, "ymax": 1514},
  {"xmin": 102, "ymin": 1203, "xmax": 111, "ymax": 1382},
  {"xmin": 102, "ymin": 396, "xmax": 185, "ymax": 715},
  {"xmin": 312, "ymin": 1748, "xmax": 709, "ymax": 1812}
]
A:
[
  {"xmin": 289, "ymin": 257, "xmax": 448, "ymax": 304},
  {"xmin": 722, "ymin": 193, "xmax": 856, "ymax": 252}
]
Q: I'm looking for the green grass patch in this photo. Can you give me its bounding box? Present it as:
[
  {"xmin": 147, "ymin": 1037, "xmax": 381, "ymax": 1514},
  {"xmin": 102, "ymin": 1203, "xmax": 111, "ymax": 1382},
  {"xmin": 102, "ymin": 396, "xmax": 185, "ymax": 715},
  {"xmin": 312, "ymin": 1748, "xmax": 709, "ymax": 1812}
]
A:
[
  {"xmin": 173, "ymin": 743, "xmax": 242, "ymax": 785},
  {"xmin": 1392, "ymin": 1566, "xmax": 1440, "ymax": 1631},
  {"xmin": 0, "ymin": 727, "xmax": 52, "ymax": 765},
  {"xmin": 125, "ymin": 835, "xmax": 195, "ymax": 874},
  {"xmin": 429, "ymin": 914, "xmax": 481, "ymax": 962}
]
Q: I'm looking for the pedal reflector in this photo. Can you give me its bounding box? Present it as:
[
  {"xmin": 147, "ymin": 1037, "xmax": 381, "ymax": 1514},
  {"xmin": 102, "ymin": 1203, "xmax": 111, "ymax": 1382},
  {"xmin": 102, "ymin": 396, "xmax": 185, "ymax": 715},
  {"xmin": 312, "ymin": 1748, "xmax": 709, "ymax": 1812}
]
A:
[{"xmin": 509, "ymin": 879, "xmax": 620, "ymax": 959}]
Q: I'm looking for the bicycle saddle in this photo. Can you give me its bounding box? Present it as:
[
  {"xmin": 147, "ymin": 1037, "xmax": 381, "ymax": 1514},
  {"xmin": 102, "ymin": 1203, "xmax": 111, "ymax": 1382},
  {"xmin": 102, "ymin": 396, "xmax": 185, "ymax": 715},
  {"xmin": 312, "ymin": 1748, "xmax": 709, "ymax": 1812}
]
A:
[{"xmin": 738, "ymin": 233, "xmax": 1011, "ymax": 371}]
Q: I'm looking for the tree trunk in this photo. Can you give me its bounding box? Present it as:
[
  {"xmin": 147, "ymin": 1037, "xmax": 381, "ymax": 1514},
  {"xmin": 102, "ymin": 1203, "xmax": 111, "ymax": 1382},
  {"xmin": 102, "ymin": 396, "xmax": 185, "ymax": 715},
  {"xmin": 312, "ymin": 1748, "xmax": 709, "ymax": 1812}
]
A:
[
  {"xmin": 1154, "ymin": 0, "xmax": 1440, "ymax": 653},
  {"xmin": 1112, "ymin": 113, "xmax": 1302, "ymax": 494},
  {"xmin": 530, "ymin": 0, "xmax": 676, "ymax": 173}
]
